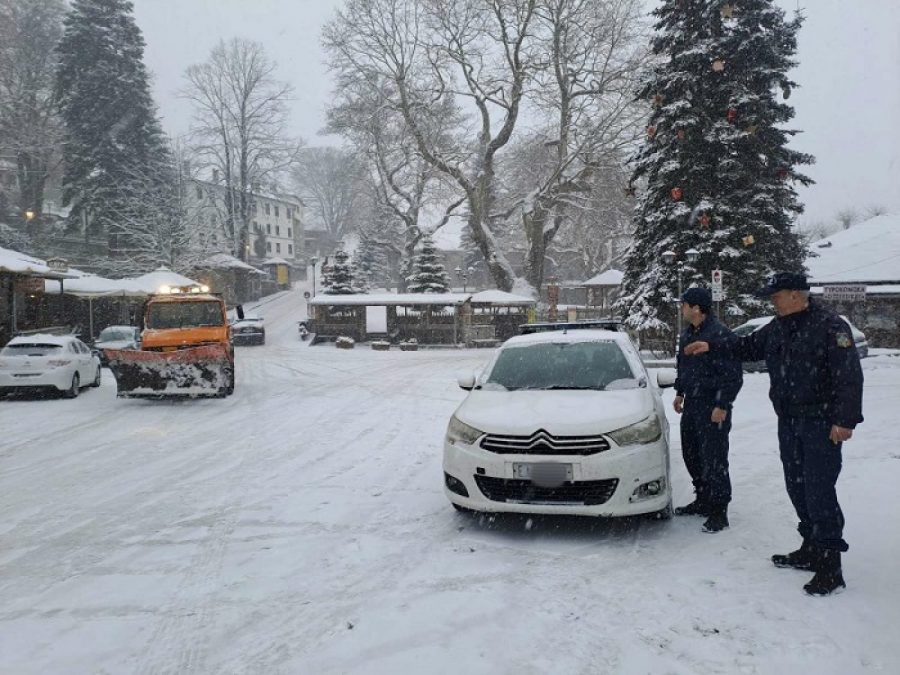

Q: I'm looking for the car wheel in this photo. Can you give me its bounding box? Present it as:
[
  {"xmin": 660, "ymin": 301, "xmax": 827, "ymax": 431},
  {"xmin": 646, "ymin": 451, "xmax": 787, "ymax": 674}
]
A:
[
  {"xmin": 64, "ymin": 373, "xmax": 80, "ymax": 399},
  {"xmin": 91, "ymin": 366, "xmax": 102, "ymax": 388}
]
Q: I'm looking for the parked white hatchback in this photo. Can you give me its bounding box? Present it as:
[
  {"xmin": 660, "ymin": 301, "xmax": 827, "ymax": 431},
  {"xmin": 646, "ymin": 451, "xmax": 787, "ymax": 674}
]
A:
[
  {"xmin": 0, "ymin": 334, "xmax": 102, "ymax": 398},
  {"xmin": 444, "ymin": 329, "xmax": 677, "ymax": 518}
]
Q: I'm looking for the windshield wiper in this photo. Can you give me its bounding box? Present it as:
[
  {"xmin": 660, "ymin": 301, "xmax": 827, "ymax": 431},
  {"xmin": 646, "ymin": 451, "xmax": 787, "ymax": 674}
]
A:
[{"xmin": 541, "ymin": 385, "xmax": 604, "ymax": 390}]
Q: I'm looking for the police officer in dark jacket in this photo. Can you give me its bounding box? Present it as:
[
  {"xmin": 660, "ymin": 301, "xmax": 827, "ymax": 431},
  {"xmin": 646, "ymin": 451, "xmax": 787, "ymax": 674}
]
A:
[
  {"xmin": 684, "ymin": 272, "xmax": 863, "ymax": 596},
  {"xmin": 673, "ymin": 288, "xmax": 743, "ymax": 533}
]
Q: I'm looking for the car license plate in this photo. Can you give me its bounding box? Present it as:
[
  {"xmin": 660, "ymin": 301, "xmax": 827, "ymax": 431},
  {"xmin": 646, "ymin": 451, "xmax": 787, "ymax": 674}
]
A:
[{"xmin": 513, "ymin": 462, "xmax": 573, "ymax": 482}]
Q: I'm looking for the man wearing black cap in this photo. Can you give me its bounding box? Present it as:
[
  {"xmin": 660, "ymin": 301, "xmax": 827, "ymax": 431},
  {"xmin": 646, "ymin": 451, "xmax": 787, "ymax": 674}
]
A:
[
  {"xmin": 673, "ymin": 287, "xmax": 743, "ymax": 533},
  {"xmin": 684, "ymin": 272, "xmax": 863, "ymax": 595}
]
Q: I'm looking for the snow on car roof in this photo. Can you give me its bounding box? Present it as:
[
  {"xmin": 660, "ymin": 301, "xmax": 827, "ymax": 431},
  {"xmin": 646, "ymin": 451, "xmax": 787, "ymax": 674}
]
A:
[
  {"xmin": 502, "ymin": 329, "xmax": 630, "ymax": 347},
  {"xmin": 8, "ymin": 334, "xmax": 76, "ymax": 346}
]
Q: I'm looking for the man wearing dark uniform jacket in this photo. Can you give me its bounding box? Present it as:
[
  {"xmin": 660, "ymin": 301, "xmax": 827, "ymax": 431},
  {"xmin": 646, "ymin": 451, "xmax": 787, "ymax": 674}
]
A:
[
  {"xmin": 684, "ymin": 272, "xmax": 863, "ymax": 596},
  {"xmin": 673, "ymin": 287, "xmax": 743, "ymax": 534}
]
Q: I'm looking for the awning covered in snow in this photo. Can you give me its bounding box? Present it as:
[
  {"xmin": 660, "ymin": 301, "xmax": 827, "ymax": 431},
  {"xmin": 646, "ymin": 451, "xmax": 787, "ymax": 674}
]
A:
[
  {"xmin": 309, "ymin": 293, "xmax": 470, "ymax": 306},
  {"xmin": 128, "ymin": 267, "xmax": 200, "ymax": 294},
  {"xmin": 198, "ymin": 254, "xmax": 268, "ymax": 275},
  {"xmin": 468, "ymin": 290, "xmax": 536, "ymax": 306},
  {"xmin": 582, "ymin": 269, "xmax": 624, "ymax": 287},
  {"xmin": 0, "ymin": 245, "xmax": 77, "ymax": 280}
]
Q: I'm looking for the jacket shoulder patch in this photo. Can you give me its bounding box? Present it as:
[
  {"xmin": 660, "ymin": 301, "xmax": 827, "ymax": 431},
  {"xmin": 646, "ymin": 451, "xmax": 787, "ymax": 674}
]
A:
[{"xmin": 836, "ymin": 332, "xmax": 852, "ymax": 348}]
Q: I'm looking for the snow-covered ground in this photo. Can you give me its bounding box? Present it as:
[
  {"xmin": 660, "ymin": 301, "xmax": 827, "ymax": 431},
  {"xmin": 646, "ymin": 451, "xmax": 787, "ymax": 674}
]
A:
[{"xmin": 1, "ymin": 286, "xmax": 899, "ymax": 675}]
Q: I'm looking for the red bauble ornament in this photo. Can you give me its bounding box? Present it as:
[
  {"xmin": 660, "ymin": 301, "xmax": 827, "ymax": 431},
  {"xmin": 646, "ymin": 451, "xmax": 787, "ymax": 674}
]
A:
[
  {"xmin": 727, "ymin": 108, "xmax": 738, "ymax": 123},
  {"xmin": 776, "ymin": 168, "xmax": 789, "ymax": 181},
  {"xmin": 671, "ymin": 187, "xmax": 683, "ymax": 201},
  {"xmin": 677, "ymin": 129, "xmax": 686, "ymax": 141},
  {"xmin": 647, "ymin": 125, "xmax": 657, "ymax": 139},
  {"xmin": 699, "ymin": 213, "xmax": 711, "ymax": 228},
  {"xmin": 653, "ymin": 93, "xmax": 665, "ymax": 108}
]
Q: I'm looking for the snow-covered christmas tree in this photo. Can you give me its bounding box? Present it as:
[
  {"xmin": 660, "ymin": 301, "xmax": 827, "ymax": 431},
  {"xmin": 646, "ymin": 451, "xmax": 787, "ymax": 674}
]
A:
[
  {"xmin": 323, "ymin": 249, "xmax": 356, "ymax": 295},
  {"xmin": 407, "ymin": 235, "xmax": 450, "ymax": 294},
  {"xmin": 617, "ymin": 0, "xmax": 812, "ymax": 330},
  {"xmin": 55, "ymin": 0, "xmax": 170, "ymax": 239},
  {"xmin": 355, "ymin": 237, "xmax": 389, "ymax": 290}
]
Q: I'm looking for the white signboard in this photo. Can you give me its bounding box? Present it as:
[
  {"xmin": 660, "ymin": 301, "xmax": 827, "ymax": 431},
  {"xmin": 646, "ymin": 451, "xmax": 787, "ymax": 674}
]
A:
[
  {"xmin": 711, "ymin": 269, "xmax": 724, "ymax": 302},
  {"xmin": 823, "ymin": 284, "xmax": 866, "ymax": 302}
]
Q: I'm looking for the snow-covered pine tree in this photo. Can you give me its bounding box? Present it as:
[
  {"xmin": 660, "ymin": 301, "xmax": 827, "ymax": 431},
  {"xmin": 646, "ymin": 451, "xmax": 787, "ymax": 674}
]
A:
[
  {"xmin": 354, "ymin": 237, "xmax": 388, "ymax": 290},
  {"xmin": 407, "ymin": 234, "xmax": 450, "ymax": 294},
  {"xmin": 55, "ymin": 0, "xmax": 170, "ymax": 241},
  {"xmin": 617, "ymin": 0, "xmax": 812, "ymax": 331},
  {"xmin": 323, "ymin": 248, "xmax": 356, "ymax": 294}
]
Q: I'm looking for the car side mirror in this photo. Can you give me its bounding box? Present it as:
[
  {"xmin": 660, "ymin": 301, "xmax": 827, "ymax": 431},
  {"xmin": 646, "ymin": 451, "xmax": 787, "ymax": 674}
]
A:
[
  {"xmin": 457, "ymin": 373, "xmax": 476, "ymax": 391},
  {"xmin": 655, "ymin": 368, "xmax": 677, "ymax": 389},
  {"xmin": 236, "ymin": 304, "xmax": 245, "ymax": 321}
]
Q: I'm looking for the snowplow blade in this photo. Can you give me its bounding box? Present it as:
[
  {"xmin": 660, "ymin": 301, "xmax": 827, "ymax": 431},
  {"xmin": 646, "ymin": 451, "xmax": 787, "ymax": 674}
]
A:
[{"xmin": 105, "ymin": 345, "xmax": 232, "ymax": 398}]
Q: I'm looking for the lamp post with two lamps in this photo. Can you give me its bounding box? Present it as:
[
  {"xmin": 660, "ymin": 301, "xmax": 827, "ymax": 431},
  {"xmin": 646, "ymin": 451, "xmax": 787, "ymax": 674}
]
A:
[
  {"xmin": 454, "ymin": 265, "xmax": 475, "ymax": 293},
  {"xmin": 662, "ymin": 247, "xmax": 699, "ymax": 350}
]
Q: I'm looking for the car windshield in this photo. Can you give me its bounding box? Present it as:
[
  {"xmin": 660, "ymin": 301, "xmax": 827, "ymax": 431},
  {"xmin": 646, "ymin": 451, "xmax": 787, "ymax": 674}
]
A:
[
  {"xmin": 484, "ymin": 341, "xmax": 639, "ymax": 391},
  {"xmin": 98, "ymin": 328, "xmax": 134, "ymax": 341},
  {"xmin": 1, "ymin": 343, "xmax": 64, "ymax": 357},
  {"xmin": 146, "ymin": 302, "xmax": 223, "ymax": 329},
  {"xmin": 733, "ymin": 324, "xmax": 761, "ymax": 337}
]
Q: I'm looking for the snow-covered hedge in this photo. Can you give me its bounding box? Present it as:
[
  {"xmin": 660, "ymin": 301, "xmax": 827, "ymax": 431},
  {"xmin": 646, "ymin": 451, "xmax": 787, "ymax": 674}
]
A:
[{"xmin": 336, "ymin": 336, "xmax": 355, "ymax": 350}]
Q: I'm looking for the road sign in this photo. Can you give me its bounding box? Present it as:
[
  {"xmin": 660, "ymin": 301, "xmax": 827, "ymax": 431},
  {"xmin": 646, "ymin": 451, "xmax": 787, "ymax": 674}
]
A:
[
  {"xmin": 711, "ymin": 269, "xmax": 724, "ymax": 301},
  {"xmin": 303, "ymin": 291, "xmax": 311, "ymax": 299},
  {"xmin": 823, "ymin": 284, "xmax": 866, "ymax": 302}
]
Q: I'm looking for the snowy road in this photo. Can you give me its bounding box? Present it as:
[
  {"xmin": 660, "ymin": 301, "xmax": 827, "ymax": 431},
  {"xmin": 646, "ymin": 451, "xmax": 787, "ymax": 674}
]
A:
[{"xmin": 2, "ymin": 287, "xmax": 899, "ymax": 674}]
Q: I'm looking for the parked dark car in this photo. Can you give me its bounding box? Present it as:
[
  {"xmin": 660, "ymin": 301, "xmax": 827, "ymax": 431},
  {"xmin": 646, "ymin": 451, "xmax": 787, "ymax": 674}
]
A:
[
  {"xmin": 93, "ymin": 325, "xmax": 140, "ymax": 366},
  {"xmin": 231, "ymin": 315, "xmax": 266, "ymax": 346},
  {"xmin": 733, "ymin": 315, "xmax": 868, "ymax": 372}
]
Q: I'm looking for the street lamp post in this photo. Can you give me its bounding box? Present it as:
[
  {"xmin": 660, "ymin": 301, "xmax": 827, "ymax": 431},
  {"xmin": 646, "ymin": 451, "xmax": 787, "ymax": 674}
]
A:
[
  {"xmin": 662, "ymin": 247, "xmax": 699, "ymax": 351},
  {"xmin": 309, "ymin": 256, "xmax": 318, "ymax": 297},
  {"xmin": 454, "ymin": 266, "xmax": 470, "ymax": 293}
]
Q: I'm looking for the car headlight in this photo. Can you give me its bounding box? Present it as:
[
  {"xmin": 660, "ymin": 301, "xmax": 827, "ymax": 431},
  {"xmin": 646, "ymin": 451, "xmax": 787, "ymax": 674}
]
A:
[
  {"xmin": 607, "ymin": 415, "xmax": 662, "ymax": 446},
  {"xmin": 446, "ymin": 416, "xmax": 484, "ymax": 446}
]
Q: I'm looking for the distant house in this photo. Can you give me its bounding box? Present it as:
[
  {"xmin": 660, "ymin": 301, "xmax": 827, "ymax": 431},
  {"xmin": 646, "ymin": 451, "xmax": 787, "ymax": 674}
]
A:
[{"xmin": 806, "ymin": 214, "xmax": 900, "ymax": 347}]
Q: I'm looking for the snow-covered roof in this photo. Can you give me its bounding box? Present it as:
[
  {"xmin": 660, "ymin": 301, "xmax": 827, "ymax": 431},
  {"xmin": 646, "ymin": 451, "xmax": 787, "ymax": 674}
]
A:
[
  {"xmin": 469, "ymin": 290, "xmax": 536, "ymax": 305},
  {"xmin": 582, "ymin": 269, "xmax": 624, "ymax": 287},
  {"xmin": 0, "ymin": 245, "xmax": 77, "ymax": 280},
  {"xmin": 200, "ymin": 253, "xmax": 266, "ymax": 274},
  {"xmin": 44, "ymin": 273, "xmax": 143, "ymax": 298},
  {"xmin": 310, "ymin": 293, "xmax": 470, "ymax": 306},
  {"xmin": 261, "ymin": 257, "xmax": 292, "ymax": 266},
  {"xmin": 806, "ymin": 214, "xmax": 900, "ymax": 284},
  {"xmin": 128, "ymin": 268, "xmax": 200, "ymax": 294}
]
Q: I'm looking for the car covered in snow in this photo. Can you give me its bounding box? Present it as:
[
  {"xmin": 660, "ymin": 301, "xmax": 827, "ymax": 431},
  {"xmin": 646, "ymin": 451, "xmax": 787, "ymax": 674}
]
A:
[
  {"xmin": 92, "ymin": 325, "xmax": 140, "ymax": 365},
  {"xmin": 443, "ymin": 329, "xmax": 677, "ymax": 519},
  {"xmin": 0, "ymin": 334, "xmax": 102, "ymax": 398},
  {"xmin": 230, "ymin": 314, "xmax": 266, "ymax": 345},
  {"xmin": 732, "ymin": 314, "xmax": 868, "ymax": 372}
]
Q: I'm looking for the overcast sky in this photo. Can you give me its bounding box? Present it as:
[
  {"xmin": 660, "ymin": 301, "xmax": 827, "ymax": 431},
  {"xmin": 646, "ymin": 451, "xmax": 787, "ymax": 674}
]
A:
[{"xmin": 134, "ymin": 0, "xmax": 900, "ymax": 228}]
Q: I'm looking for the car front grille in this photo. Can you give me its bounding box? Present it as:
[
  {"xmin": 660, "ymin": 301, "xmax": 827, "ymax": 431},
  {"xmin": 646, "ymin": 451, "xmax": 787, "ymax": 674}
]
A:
[
  {"xmin": 474, "ymin": 476, "xmax": 619, "ymax": 506},
  {"xmin": 480, "ymin": 430, "xmax": 610, "ymax": 456}
]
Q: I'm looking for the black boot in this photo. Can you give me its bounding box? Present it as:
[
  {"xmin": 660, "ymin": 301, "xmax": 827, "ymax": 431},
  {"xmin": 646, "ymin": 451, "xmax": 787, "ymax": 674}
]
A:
[
  {"xmin": 804, "ymin": 549, "xmax": 846, "ymax": 596},
  {"xmin": 772, "ymin": 539, "xmax": 816, "ymax": 570},
  {"xmin": 674, "ymin": 499, "xmax": 708, "ymax": 516},
  {"xmin": 701, "ymin": 507, "xmax": 729, "ymax": 533}
]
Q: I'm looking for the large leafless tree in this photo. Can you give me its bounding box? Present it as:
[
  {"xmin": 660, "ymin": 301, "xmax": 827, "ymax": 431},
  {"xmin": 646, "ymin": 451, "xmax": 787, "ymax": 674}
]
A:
[
  {"xmin": 181, "ymin": 38, "xmax": 300, "ymax": 260},
  {"xmin": 323, "ymin": 0, "xmax": 647, "ymax": 294}
]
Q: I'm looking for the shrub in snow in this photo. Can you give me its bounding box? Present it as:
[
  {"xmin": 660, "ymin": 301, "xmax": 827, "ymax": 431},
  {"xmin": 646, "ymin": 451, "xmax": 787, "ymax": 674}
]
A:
[
  {"xmin": 336, "ymin": 336, "xmax": 355, "ymax": 349},
  {"xmin": 371, "ymin": 341, "xmax": 390, "ymax": 351}
]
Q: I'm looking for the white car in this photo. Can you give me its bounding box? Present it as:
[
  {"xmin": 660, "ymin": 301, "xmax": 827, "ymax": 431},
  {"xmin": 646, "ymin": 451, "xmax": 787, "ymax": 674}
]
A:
[
  {"xmin": 732, "ymin": 314, "xmax": 868, "ymax": 372},
  {"xmin": 443, "ymin": 330, "xmax": 677, "ymax": 519},
  {"xmin": 0, "ymin": 334, "xmax": 102, "ymax": 398}
]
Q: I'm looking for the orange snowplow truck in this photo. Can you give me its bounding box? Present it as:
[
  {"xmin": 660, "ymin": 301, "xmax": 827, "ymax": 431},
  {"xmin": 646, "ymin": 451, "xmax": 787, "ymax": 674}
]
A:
[{"xmin": 105, "ymin": 286, "xmax": 238, "ymax": 398}]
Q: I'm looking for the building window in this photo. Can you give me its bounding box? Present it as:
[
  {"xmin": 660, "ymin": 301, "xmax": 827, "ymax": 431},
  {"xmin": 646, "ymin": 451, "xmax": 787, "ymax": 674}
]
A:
[
  {"xmin": 287, "ymin": 227, "xmax": 292, "ymax": 238},
  {"xmin": 288, "ymin": 244, "xmax": 293, "ymax": 255},
  {"xmin": 211, "ymin": 233, "xmax": 218, "ymax": 245},
  {"xmin": 265, "ymin": 203, "xmax": 270, "ymax": 215},
  {"xmin": 252, "ymin": 203, "xmax": 258, "ymax": 215},
  {"xmin": 276, "ymin": 243, "xmax": 281, "ymax": 253},
  {"xmin": 274, "ymin": 205, "xmax": 279, "ymax": 218},
  {"xmin": 276, "ymin": 225, "xmax": 280, "ymax": 236},
  {"xmin": 267, "ymin": 241, "xmax": 272, "ymax": 252},
  {"xmin": 266, "ymin": 224, "xmax": 271, "ymax": 235},
  {"xmin": 196, "ymin": 186, "xmax": 203, "ymax": 199},
  {"xmin": 286, "ymin": 207, "xmax": 292, "ymax": 219},
  {"xmin": 253, "ymin": 221, "xmax": 259, "ymax": 232}
]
